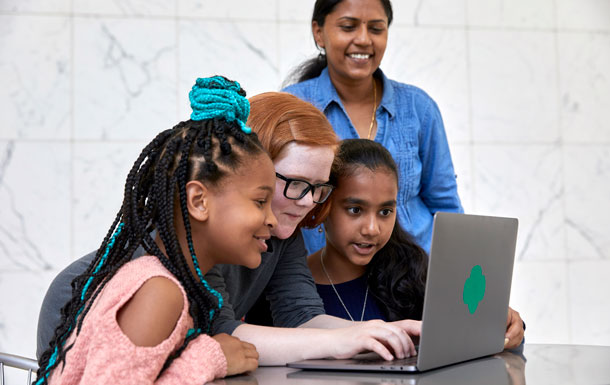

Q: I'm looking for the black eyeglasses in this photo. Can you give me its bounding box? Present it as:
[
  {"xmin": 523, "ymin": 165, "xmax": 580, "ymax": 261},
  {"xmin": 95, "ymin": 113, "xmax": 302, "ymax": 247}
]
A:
[{"xmin": 275, "ymin": 172, "xmax": 334, "ymax": 204}]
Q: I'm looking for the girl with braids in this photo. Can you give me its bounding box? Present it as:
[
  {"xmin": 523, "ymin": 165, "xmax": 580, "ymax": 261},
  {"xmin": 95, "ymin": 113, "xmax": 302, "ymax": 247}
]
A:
[
  {"xmin": 38, "ymin": 92, "xmax": 422, "ymax": 368},
  {"xmin": 307, "ymin": 139, "xmax": 525, "ymax": 349},
  {"xmin": 36, "ymin": 76, "xmax": 277, "ymax": 384}
]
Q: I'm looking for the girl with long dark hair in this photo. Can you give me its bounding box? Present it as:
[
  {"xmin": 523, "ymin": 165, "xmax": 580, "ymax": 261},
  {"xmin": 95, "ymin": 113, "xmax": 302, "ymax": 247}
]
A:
[
  {"xmin": 36, "ymin": 76, "xmax": 277, "ymax": 384},
  {"xmin": 309, "ymin": 139, "xmax": 524, "ymax": 349},
  {"xmin": 308, "ymin": 139, "xmax": 428, "ymax": 322}
]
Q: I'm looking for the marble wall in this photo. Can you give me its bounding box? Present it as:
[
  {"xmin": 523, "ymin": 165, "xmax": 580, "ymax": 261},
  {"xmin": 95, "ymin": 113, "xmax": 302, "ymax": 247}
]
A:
[{"xmin": 1, "ymin": 0, "xmax": 609, "ymax": 361}]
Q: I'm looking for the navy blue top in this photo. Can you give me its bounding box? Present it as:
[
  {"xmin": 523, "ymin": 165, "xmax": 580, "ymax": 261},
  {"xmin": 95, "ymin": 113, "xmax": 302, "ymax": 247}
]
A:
[{"xmin": 316, "ymin": 275, "xmax": 386, "ymax": 321}]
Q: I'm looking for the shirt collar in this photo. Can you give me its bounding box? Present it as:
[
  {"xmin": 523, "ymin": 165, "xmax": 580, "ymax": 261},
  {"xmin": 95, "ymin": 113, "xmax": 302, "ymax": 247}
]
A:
[{"xmin": 315, "ymin": 67, "xmax": 396, "ymax": 119}]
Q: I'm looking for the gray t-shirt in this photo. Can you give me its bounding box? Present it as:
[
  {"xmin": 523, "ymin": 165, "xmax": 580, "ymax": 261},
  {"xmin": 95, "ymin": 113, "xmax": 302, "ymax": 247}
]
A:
[{"xmin": 36, "ymin": 231, "xmax": 325, "ymax": 360}]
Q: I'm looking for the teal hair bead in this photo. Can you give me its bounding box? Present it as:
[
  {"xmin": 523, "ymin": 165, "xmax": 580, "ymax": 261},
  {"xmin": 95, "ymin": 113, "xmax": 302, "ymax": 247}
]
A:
[{"xmin": 186, "ymin": 328, "xmax": 202, "ymax": 338}]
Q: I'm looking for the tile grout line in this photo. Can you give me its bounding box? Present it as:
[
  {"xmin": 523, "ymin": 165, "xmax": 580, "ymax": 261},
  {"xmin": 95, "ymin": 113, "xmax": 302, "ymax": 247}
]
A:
[
  {"xmin": 3, "ymin": 10, "xmax": 610, "ymax": 34},
  {"xmin": 175, "ymin": 0, "xmax": 179, "ymax": 122},
  {"xmin": 464, "ymin": 0, "xmax": 476, "ymax": 213},
  {"xmin": 552, "ymin": 0, "xmax": 572, "ymax": 345},
  {"xmin": 3, "ymin": 10, "xmax": 609, "ymax": 35},
  {"xmin": 69, "ymin": 0, "xmax": 75, "ymax": 268},
  {"xmin": 276, "ymin": 0, "xmax": 280, "ymax": 89}
]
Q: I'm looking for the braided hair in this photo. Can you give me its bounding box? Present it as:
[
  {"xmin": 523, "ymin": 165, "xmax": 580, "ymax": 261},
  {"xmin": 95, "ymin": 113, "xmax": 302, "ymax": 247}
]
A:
[
  {"xmin": 328, "ymin": 139, "xmax": 428, "ymax": 321},
  {"xmin": 36, "ymin": 76, "xmax": 265, "ymax": 384}
]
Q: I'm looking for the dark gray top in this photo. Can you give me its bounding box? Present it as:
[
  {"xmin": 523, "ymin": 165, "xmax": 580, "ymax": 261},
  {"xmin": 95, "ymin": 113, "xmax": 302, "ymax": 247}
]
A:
[{"xmin": 36, "ymin": 231, "xmax": 325, "ymax": 360}]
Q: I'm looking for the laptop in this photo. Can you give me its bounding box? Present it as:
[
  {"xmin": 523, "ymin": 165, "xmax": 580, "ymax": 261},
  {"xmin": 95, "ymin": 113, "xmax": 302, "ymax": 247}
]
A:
[{"xmin": 288, "ymin": 212, "xmax": 518, "ymax": 372}]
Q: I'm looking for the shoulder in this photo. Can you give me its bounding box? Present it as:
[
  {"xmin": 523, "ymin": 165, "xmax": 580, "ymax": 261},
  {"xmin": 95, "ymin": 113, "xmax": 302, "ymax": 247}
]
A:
[
  {"xmin": 279, "ymin": 231, "xmax": 307, "ymax": 256},
  {"xmin": 39, "ymin": 252, "xmax": 98, "ymax": 327},
  {"xmin": 386, "ymin": 77, "xmax": 438, "ymax": 107},
  {"xmin": 50, "ymin": 251, "xmax": 97, "ymax": 288},
  {"xmin": 282, "ymin": 78, "xmax": 319, "ymax": 101},
  {"xmin": 384, "ymin": 79, "xmax": 443, "ymax": 127},
  {"xmin": 115, "ymin": 257, "xmax": 186, "ymax": 347}
]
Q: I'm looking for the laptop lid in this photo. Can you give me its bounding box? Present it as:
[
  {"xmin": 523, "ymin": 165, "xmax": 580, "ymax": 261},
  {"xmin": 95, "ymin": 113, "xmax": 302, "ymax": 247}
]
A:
[
  {"xmin": 288, "ymin": 212, "xmax": 518, "ymax": 372},
  {"xmin": 416, "ymin": 212, "xmax": 518, "ymax": 371}
]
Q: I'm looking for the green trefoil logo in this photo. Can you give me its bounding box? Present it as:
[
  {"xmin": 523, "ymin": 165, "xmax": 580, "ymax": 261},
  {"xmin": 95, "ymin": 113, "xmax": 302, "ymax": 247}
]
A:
[{"xmin": 463, "ymin": 265, "xmax": 486, "ymax": 314}]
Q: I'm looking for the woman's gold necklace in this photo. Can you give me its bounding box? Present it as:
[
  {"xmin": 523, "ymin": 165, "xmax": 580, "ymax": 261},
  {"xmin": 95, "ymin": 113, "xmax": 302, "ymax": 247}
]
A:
[
  {"xmin": 366, "ymin": 77, "xmax": 377, "ymax": 140},
  {"xmin": 320, "ymin": 251, "xmax": 369, "ymax": 322}
]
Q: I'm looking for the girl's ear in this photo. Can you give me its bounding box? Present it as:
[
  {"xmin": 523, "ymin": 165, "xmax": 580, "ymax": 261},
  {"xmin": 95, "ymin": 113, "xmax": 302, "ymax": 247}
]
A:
[
  {"xmin": 312, "ymin": 21, "xmax": 325, "ymax": 49},
  {"xmin": 185, "ymin": 180, "xmax": 210, "ymax": 222}
]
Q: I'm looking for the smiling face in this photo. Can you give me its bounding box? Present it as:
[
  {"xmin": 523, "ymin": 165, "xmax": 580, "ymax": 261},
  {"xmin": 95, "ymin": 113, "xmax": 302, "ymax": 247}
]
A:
[
  {"xmin": 272, "ymin": 142, "xmax": 335, "ymax": 239},
  {"xmin": 313, "ymin": 0, "xmax": 389, "ymax": 83},
  {"xmin": 324, "ymin": 165, "xmax": 397, "ymax": 277},
  {"xmin": 192, "ymin": 153, "xmax": 278, "ymax": 269}
]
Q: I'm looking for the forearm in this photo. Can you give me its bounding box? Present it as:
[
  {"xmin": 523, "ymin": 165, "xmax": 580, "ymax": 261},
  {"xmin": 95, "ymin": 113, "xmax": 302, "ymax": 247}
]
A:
[
  {"xmin": 299, "ymin": 314, "xmax": 353, "ymax": 329},
  {"xmin": 231, "ymin": 323, "xmax": 337, "ymax": 366},
  {"xmin": 232, "ymin": 317, "xmax": 421, "ymax": 365}
]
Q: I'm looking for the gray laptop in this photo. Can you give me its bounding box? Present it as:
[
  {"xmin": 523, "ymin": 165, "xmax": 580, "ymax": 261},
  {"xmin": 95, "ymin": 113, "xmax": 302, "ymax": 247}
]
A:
[
  {"xmin": 287, "ymin": 356, "xmax": 510, "ymax": 384},
  {"xmin": 288, "ymin": 212, "xmax": 518, "ymax": 372}
]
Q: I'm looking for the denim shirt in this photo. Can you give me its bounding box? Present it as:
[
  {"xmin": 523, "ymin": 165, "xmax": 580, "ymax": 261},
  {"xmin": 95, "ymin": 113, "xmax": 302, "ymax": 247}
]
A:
[{"xmin": 283, "ymin": 68, "xmax": 463, "ymax": 253}]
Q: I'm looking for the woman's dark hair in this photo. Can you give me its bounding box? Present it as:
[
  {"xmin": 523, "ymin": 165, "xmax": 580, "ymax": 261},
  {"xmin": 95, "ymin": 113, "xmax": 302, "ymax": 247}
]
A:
[
  {"xmin": 36, "ymin": 76, "xmax": 266, "ymax": 384},
  {"xmin": 329, "ymin": 139, "xmax": 427, "ymax": 321},
  {"xmin": 284, "ymin": 0, "xmax": 394, "ymax": 86}
]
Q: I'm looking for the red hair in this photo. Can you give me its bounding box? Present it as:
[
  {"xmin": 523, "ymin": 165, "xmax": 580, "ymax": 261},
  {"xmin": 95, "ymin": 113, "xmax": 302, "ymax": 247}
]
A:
[{"xmin": 248, "ymin": 92, "xmax": 338, "ymax": 228}]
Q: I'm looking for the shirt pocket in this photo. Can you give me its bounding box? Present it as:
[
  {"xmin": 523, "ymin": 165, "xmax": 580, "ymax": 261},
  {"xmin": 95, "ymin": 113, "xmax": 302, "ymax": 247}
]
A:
[{"xmin": 389, "ymin": 130, "xmax": 422, "ymax": 215}]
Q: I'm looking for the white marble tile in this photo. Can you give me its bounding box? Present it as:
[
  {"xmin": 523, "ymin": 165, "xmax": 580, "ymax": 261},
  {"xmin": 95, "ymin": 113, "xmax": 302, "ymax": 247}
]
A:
[
  {"xmin": 73, "ymin": 17, "xmax": 177, "ymax": 141},
  {"xmin": 469, "ymin": 29, "xmax": 559, "ymax": 143},
  {"xmin": 558, "ymin": 32, "xmax": 610, "ymax": 143},
  {"xmin": 564, "ymin": 146, "xmax": 610, "ymax": 260},
  {"xmin": 0, "ymin": 0, "xmax": 70, "ymax": 13},
  {"xmin": 0, "ymin": 15, "xmax": 71, "ymax": 140},
  {"xmin": 72, "ymin": 141, "xmax": 146, "ymax": 258},
  {"xmin": 0, "ymin": 141, "xmax": 70, "ymax": 271},
  {"xmin": 177, "ymin": 0, "xmax": 276, "ymax": 20},
  {"xmin": 178, "ymin": 20, "xmax": 279, "ymax": 118},
  {"xmin": 0, "ymin": 270, "xmax": 57, "ymax": 357},
  {"xmin": 467, "ymin": 0, "xmax": 555, "ymax": 29},
  {"xmin": 74, "ymin": 0, "xmax": 176, "ymax": 16},
  {"xmin": 509, "ymin": 261, "xmax": 570, "ymax": 344},
  {"xmin": 384, "ymin": 26, "xmax": 470, "ymax": 143},
  {"xmin": 278, "ymin": 0, "xmax": 315, "ymax": 22},
  {"xmin": 473, "ymin": 144, "xmax": 565, "ymax": 261},
  {"xmin": 279, "ymin": 0, "xmax": 465, "ymax": 26},
  {"xmin": 557, "ymin": 0, "xmax": 610, "ymax": 31},
  {"xmin": 278, "ymin": 0, "xmax": 466, "ymax": 26},
  {"xmin": 450, "ymin": 143, "xmax": 474, "ymax": 211},
  {"xmin": 278, "ymin": 22, "xmax": 319, "ymax": 86},
  {"xmin": 568, "ymin": 261, "xmax": 610, "ymax": 346},
  {"xmin": 393, "ymin": 0, "xmax": 466, "ymax": 26}
]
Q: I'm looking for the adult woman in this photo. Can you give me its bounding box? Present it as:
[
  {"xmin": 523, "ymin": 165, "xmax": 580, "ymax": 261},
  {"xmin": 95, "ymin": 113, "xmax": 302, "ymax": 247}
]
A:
[
  {"xmin": 37, "ymin": 91, "xmax": 420, "ymax": 366},
  {"xmin": 283, "ymin": 0, "xmax": 463, "ymax": 254},
  {"xmin": 282, "ymin": 0, "xmax": 524, "ymax": 347}
]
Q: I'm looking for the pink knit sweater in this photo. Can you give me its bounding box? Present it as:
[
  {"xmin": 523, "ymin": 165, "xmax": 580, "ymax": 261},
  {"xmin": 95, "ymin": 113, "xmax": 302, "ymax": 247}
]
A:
[{"xmin": 49, "ymin": 256, "xmax": 227, "ymax": 384}]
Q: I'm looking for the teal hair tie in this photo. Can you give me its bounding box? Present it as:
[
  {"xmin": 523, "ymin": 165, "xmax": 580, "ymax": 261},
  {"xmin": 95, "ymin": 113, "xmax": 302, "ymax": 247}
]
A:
[{"xmin": 189, "ymin": 76, "xmax": 252, "ymax": 134}]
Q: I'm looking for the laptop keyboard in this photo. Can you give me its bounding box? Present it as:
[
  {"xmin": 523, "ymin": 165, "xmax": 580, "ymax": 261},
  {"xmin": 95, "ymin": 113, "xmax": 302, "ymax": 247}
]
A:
[
  {"xmin": 355, "ymin": 355, "xmax": 418, "ymax": 366},
  {"xmin": 350, "ymin": 345, "xmax": 420, "ymax": 367}
]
